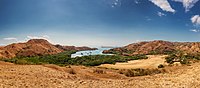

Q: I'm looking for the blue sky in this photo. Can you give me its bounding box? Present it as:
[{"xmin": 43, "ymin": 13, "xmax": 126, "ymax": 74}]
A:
[{"xmin": 0, "ymin": 0, "xmax": 200, "ymax": 47}]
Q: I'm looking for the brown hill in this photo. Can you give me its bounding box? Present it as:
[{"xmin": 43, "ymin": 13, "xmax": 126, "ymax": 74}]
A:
[
  {"xmin": 54, "ymin": 45, "xmax": 97, "ymax": 51},
  {"xmin": 0, "ymin": 39, "xmax": 63, "ymax": 58},
  {"xmin": 103, "ymin": 40, "xmax": 200, "ymax": 55},
  {"xmin": 0, "ymin": 39, "xmax": 97, "ymax": 59}
]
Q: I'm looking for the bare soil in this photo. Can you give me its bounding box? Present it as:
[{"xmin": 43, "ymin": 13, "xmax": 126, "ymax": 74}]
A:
[
  {"xmin": 99, "ymin": 55, "xmax": 168, "ymax": 69},
  {"xmin": 0, "ymin": 55, "xmax": 200, "ymax": 88}
]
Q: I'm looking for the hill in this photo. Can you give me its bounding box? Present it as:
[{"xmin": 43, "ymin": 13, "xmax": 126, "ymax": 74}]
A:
[
  {"xmin": 0, "ymin": 39, "xmax": 63, "ymax": 58},
  {"xmin": 103, "ymin": 40, "xmax": 200, "ymax": 55},
  {"xmin": 0, "ymin": 39, "xmax": 96, "ymax": 58},
  {"xmin": 54, "ymin": 44, "xmax": 97, "ymax": 51}
]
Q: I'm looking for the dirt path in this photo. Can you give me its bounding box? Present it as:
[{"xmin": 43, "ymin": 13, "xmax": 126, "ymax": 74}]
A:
[{"xmin": 99, "ymin": 55, "xmax": 168, "ymax": 69}]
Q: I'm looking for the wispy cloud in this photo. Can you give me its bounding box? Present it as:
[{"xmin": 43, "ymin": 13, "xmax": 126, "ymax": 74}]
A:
[
  {"xmin": 27, "ymin": 35, "xmax": 50, "ymax": 40},
  {"xmin": 190, "ymin": 29, "xmax": 200, "ymax": 32},
  {"xmin": 173, "ymin": 0, "xmax": 199, "ymax": 12},
  {"xmin": 3, "ymin": 37, "xmax": 17, "ymax": 41},
  {"xmin": 149, "ymin": 0, "xmax": 175, "ymax": 13},
  {"xmin": 145, "ymin": 16, "xmax": 152, "ymax": 21},
  {"xmin": 111, "ymin": 0, "xmax": 121, "ymax": 8},
  {"xmin": 157, "ymin": 12, "xmax": 166, "ymax": 17}
]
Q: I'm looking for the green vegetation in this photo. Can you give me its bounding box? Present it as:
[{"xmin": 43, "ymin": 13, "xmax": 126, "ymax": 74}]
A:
[
  {"xmin": 118, "ymin": 68, "xmax": 166, "ymax": 77},
  {"xmin": 104, "ymin": 48, "xmax": 135, "ymax": 55},
  {"xmin": 1, "ymin": 51, "xmax": 148, "ymax": 66},
  {"xmin": 158, "ymin": 64, "xmax": 164, "ymax": 68},
  {"xmin": 165, "ymin": 53, "xmax": 200, "ymax": 64},
  {"xmin": 148, "ymin": 50, "xmax": 176, "ymax": 55}
]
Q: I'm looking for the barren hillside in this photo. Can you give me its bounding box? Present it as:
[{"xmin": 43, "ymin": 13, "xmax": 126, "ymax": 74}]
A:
[
  {"xmin": 0, "ymin": 39, "xmax": 96, "ymax": 58},
  {"xmin": 103, "ymin": 40, "xmax": 200, "ymax": 55},
  {"xmin": 0, "ymin": 39, "xmax": 63, "ymax": 58}
]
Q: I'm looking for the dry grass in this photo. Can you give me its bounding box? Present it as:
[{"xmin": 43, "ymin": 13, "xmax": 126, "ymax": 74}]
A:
[
  {"xmin": 42, "ymin": 64, "xmax": 65, "ymax": 72},
  {"xmin": 118, "ymin": 68, "xmax": 166, "ymax": 77},
  {"xmin": 93, "ymin": 69, "xmax": 106, "ymax": 74}
]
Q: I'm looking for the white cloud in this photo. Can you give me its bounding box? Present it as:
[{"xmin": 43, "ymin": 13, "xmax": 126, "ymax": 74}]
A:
[
  {"xmin": 111, "ymin": 0, "xmax": 121, "ymax": 8},
  {"xmin": 135, "ymin": 0, "xmax": 140, "ymax": 4},
  {"xmin": 157, "ymin": 12, "xmax": 166, "ymax": 17},
  {"xmin": 190, "ymin": 29, "xmax": 200, "ymax": 32},
  {"xmin": 191, "ymin": 15, "xmax": 200, "ymax": 26},
  {"xmin": 27, "ymin": 35, "xmax": 50, "ymax": 40},
  {"xmin": 3, "ymin": 37, "xmax": 17, "ymax": 41},
  {"xmin": 149, "ymin": 0, "xmax": 175, "ymax": 13},
  {"xmin": 173, "ymin": 0, "xmax": 199, "ymax": 12},
  {"xmin": 145, "ymin": 16, "xmax": 152, "ymax": 21}
]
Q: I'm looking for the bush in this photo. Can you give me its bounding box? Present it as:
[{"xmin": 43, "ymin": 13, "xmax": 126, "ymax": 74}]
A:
[
  {"xmin": 68, "ymin": 68, "xmax": 76, "ymax": 74},
  {"xmin": 165, "ymin": 54, "xmax": 199, "ymax": 65},
  {"xmin": 158, "ymin": 64, "xmax": 164, "ymax": 68},
  {"xmin": 15, "ymin": 59, "xmax": 29, "ymax": 65},
  {"xmin": 120, "ymin": 68, "xmax": 163, "ymax": 77},
  {"xmin": 180, "ymin": 59, "xmax": 190, "ymax": 64}
]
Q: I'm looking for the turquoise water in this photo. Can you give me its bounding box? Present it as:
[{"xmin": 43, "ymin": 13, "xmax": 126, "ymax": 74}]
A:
[{"xmin": 71, "ymin": 48, "xmax": 112, "ymax": 58}]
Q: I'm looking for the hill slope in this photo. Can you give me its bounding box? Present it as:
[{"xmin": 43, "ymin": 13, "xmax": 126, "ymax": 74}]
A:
[
  {"xmin": 103, "ymin": 40, "xmax": 200, "ymax": 55},
  {"xmin": 0, "ymin": 39, "xmax": 63, "ymax": 58},
  {"xmin": 0, "ymin": 60, "xmax": 200, "ymax": 88},
  {"xmin": 0, "ymin": 39, "xmax": 96, "ymax": 58}
]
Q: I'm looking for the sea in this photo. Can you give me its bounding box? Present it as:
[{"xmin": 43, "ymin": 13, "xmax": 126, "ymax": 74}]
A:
[{"xmin": 71, "ymin": 47, "xmax": 112, "ymax": 58}]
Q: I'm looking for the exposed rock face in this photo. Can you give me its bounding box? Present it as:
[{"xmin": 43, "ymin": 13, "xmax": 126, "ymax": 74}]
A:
[
  {"xmin": 0, "ymin": 39, "xmax": 63, "ymax": 58},
  {"xmin": 103, "ymin": 40, "xmax": 200, "ymax": 55},
  {"xmin": 54, "ymin": 45, "xmax": 97, "ymax": 51}
]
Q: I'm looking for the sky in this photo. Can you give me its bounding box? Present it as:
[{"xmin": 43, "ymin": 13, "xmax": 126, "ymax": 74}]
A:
[{"xmin": 0, "ymin": 0, "xmax": 200, "ymax": 47}]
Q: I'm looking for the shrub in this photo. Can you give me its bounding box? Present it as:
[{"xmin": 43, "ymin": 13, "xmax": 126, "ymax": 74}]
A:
[
  {"xmin": 158, "ymin": 64, "xmax": 164, "ymax": 68},
  {"xmin": 121, "ymin": 68, "xmax": 163, "ymax": 77},
  {"xmin": 15, "ymin": 59, "xmax": 28, "ymax": 65},
  {"xmin": 165, "ymin": 54, "xmax": 199, "ymax": 65},
  {"xmin": 180, "ymin": 59, "xmax": 190, "ymax": 64},
  {"xmin": 68, "ymin": 68, "xmax": 76, "ymax": 74}
]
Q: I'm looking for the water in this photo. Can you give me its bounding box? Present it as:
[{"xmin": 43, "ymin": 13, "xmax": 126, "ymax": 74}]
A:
[{"xmin": 71, "ymin": 48, "xmax": 112, "ymax": 58}]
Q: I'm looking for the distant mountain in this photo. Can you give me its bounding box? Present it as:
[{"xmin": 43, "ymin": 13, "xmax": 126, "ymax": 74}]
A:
[
  {"xmin": 54, "ymin": 44, "xmax": 97, "ymax": 51},
  {"xmin": 100, "ymin": 46, "xmax": 117, "ymax": 48},
  {"xmin": 103, "ymin": 40, "xmax": 200, "ymax": 55},
  {"xmin": 0, "ymin": 39, "xmax": 96, "ymax": 58}
]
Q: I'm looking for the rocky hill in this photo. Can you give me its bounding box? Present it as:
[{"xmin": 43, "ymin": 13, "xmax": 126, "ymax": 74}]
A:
[
  {"xmin": 54, "ymin": 45, "xmax": 97, "ymax": 51},
  {"xmin": 0, "ymin": 39, "xmax": 63, "ymax": 58},
  {"xmin": 103, "ymin": 40, "xmax": 200, "ymax": 55},
  {"xmin": 0, "ymin": 39, "xmax": 96, "ymax": 58}
]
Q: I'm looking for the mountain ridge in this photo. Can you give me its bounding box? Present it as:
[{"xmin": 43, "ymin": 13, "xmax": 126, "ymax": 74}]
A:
[{"xmin": 103, "ymin": 40, "xmax": 200, "ymax": 55}]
